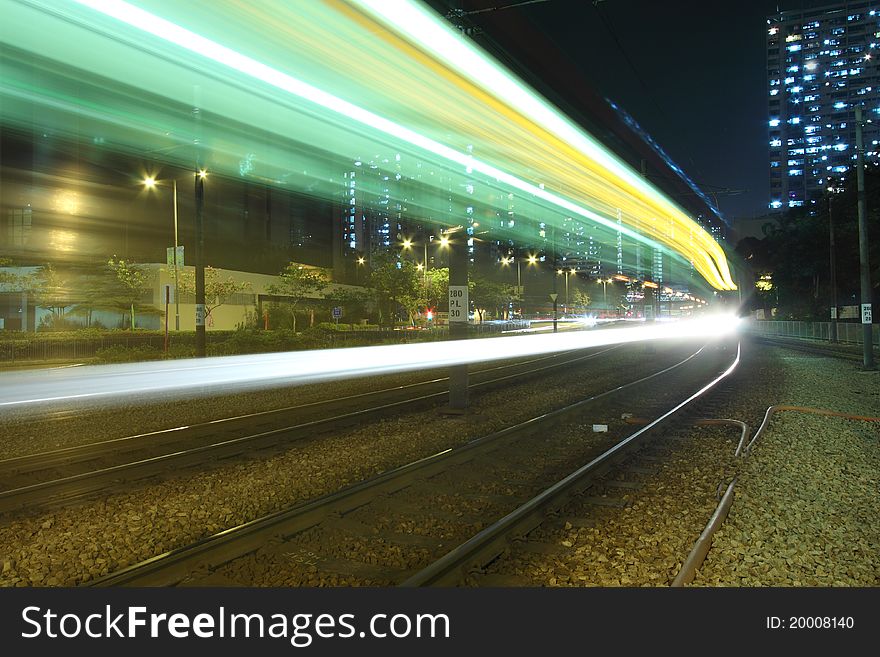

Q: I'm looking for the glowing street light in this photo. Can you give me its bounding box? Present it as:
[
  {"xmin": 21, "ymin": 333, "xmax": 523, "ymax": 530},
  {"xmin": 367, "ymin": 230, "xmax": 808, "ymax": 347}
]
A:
[
  {"xmin": 143, "ymin": 174, "xmax": 181, "ymax": 332},
  {"xmin": 597, "ymin": 277, "xmax": 613, "ymax": 308},
  {"xmin": 356, "ymin": 256, "xmax": 366, "ymax": 285},
  {"xmin": 557, "ymin": 268, "xmax": 574, "ymax": 309},
  {"xmin": 401, "ymin": 236, "xmax": 432, "ymax": 291}
]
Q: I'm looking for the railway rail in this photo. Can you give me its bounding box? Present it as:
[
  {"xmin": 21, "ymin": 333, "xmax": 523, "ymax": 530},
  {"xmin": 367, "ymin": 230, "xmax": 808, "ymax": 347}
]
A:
[
  {"xmin": 86, "ymin": 338, "xmax": 738, "ymax": 587},
  {"xmin": 0, "ymin": 347, "xmax": 617, "ymax": 515}
]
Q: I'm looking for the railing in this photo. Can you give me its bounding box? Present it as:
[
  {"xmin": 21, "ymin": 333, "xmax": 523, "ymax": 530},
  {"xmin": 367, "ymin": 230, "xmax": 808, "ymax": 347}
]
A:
[
  {"xmin": 750, "ymin": 320, "xmax": 879, "ymax": 346},
  {"xmin": 0, "ymin": 334, "xmax": 169, "ymax": 364}
]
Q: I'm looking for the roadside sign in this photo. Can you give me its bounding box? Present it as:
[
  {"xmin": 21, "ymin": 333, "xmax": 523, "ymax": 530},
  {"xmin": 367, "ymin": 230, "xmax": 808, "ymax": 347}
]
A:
[
  {"xmin": 162, "ymin": 284, "xmax": 174, "ymax": 304},
  {"xmin": 830, "ymin": 306, "xmax": 837, "ymax": 319},
  {"xmin": 449, "ymin": 285, "xmax": 468, "ymax": 322},
  {"xmin": 166, "ymin": 245, "xmax": 184, "ymax": 268},
  {"xmin": 862, "ymin": 303, "xmax": 873, "ymax": 324},
  {"xmin": 549, "ymin": 293, "xmax": 558, "ymax": 302},
  {"xmin": 332, "ymin": 306, "xmax": 343, "ymax": 319}
]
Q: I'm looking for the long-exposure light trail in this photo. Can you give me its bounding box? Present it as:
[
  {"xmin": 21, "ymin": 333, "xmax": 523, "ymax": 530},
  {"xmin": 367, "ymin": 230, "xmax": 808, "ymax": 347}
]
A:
[
  {"xmin": 2, "ymin": 0, "xmax": 736, "ymax": 290},
  {"xmin": 0, "ymin": 316, "xmax": 740, "ymax": 409},
  {"xmin": 68, "ymin": 0, "xmax": 655, "ymax": 259},
  {"xmin": 351, "ymin": 0, "xmax": 735, "ymax": 290}
]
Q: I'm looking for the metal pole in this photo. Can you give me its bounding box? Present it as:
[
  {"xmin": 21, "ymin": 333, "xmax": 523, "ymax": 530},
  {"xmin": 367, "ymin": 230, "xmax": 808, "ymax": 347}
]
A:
[
  {"xmin": 855, "ymin": 106, "xmax": 875, "ymax": 369},
  {"xmin": 193, "ymin": 90, "xmax": 206, "ymax": 358},
  {"xmin": 448, "ymin": 235, "xmax": 468, "ymax": 410},
  {"xmin": 194, "ymin": 170, "xmax": 206, "ymax": 357},
  {"xmin": 828, "ymin": 191, "xmax": 838, "ymax": 343},
  {"xmin": 565, "ymin": 272, "xmax": 569, "ymax": 309},
  {"xmin": 172, "ymin": 179, "xmax": 180, "ymax": 332},
  {"xmin": 164, "ymin": 286, "xmax": 169, "ymax": 354}
]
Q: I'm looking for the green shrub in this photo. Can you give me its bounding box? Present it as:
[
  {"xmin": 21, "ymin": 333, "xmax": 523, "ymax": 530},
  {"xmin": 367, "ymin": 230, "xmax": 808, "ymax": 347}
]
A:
[{"xmin": 95, "ymin": 344, "xmax": 165, "ymax": 363}]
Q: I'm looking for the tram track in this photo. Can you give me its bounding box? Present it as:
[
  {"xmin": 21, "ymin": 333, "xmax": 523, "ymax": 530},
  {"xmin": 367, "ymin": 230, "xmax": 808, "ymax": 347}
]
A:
[
  {"xmin": 0, "ymin": 346, "xmax": 617, "ymax": 515},
  {"xmin": 85, "ymin": 339, "xmax": 738, "ymax": 587}
]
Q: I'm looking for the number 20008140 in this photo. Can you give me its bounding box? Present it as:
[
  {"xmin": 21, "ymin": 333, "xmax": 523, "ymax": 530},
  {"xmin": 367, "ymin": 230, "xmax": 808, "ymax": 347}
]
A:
[{"xmin": 767, "ymin": 616, "xmax": 854, "ymax": 629}]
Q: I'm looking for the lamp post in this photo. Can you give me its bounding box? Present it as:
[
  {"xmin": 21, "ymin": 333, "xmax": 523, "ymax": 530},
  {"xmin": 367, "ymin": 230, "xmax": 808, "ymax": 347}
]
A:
[
  {"xmin": 827, "ymin": 189, "xmax": 838, "ymax": 342},
  {"xmin": 557, "ymin": 268, "xmax": 573, "ymax": 312},
  {"xmin": 402, "ymin": 236, "xmax": 434, "ymax": 305},
  {"xmin": 143, "ymin": 175, "xmax": 181, "ymax": 332},
  {"xmin": 598, "ymin": 278, "xmax": 611, "ymax": 310},
  {"xmin": 194, "ymin": 168, "xmax": 207, "ymax": 358},
  {"xmin": 356, "ymin": 256, "xmax": 365, "ymax": 286}
]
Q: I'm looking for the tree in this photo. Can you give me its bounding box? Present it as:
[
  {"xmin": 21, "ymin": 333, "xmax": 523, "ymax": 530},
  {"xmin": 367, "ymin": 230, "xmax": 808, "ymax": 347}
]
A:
[
  {"xmin": 571, "ymin": 289, "xmax": 592, "ymax": 315},
  {"xmin": 107, "ymin": 256, "xmax": 152, "ymax": 330},
  {"xmin": 423, "ymin": 267, "xmax": 449, "ymax": 312},
  {"xmin": 172, "ymin": 266, "xmax": 252, "ymax": 323},
  {"xmin": 0, "ymin": 258, "xmax": 26, "ymax": 292},
  {"xmin": 323, "ymin": 285, "xmax": 373, "ymax": 324},
  {"xmin": 367, "ymin": 251, "xmax": 421, "ymax": 326},
  {"xmin": 69, "ymin": 261, "xmax": 119, "ymax": 328},
  {"xmin": 266, "ymin": 262, "xmax": 329, "ymax": 332},
  {"xmin": 29, "ymin": 263, "xmax": 72, "ymax": 320},
  {"xmin": 469, "ymin": 274, "xmax": 520, "ymax": 321}
]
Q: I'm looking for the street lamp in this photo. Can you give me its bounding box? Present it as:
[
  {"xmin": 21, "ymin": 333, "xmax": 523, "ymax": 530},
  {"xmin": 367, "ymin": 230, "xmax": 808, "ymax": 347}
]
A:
[
  {"xmin": 501, "ymin": 255, "xmax": 524, "ymax": 289},
  {"xmin": 597, "ymin": 278, "xmax": 613, "ymax": 310},
  {"xmin": 401, "ymin": 235, "xmax": 433, "ymax": 294},
  {"xmin": 557, "ymin": 268, "xmax": 576, "ymax": 311},
  {"xmin": 827, "ymin": 186, "xmax": 839, "ymax": 342},
  {"xmin": 143, "ymin": 175, "xmax": 181, "ymax": 332},
  {"xmin": 194, "ymin": 168, "xmax": 208, "ymax": 358}
]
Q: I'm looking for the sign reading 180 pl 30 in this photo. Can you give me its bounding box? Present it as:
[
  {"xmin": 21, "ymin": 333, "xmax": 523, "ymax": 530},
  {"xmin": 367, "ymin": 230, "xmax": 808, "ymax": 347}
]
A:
[{"xmin": 448, "ymin": 285, "xmax": 469, "ymax": 323}]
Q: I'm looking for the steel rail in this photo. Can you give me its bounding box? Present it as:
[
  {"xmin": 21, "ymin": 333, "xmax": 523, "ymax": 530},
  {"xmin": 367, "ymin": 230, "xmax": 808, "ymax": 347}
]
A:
[
  {"xmin": 671, "ymin": 478, "xmax": 738, "ymax": 587},
  {"xmin": 0, "ymin": 347, "xmax": 616, "ymax": 514},
  {"xmin": 399, "ymin": 342, "xmax": 741, "ymax": 587},
  {"xmin": 87, "ymin": 345, "xmax": 709, "ymax": 587},
  {"xmin": 0, "ymin": 348, "xmax": 588, "ymax": 472}
]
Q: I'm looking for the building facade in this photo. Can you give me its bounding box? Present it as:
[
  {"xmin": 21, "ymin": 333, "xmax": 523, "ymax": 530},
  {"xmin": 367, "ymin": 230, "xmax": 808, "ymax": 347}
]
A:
[{"xmin": 768, "ymin": 2, "xmax": 880, "ymax": 210}]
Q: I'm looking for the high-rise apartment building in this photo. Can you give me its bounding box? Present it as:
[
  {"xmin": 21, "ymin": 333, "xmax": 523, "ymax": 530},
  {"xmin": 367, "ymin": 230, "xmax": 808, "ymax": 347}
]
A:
[{"xmin": 768, "ymin": 2, "xmax": 880, "ymax": 210}]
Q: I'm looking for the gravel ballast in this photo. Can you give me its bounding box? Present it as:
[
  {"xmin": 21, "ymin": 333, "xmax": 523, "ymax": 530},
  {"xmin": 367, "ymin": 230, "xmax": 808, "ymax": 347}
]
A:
[
  {"xmin": 0, "ymin": 343, "xmax": 694, "ymax": 587},
  {"xmin": 2, "ymin": 339, "xmax": 874, "ymax": 588},
  {"xmin": 472, "ymin": 340, "xmax": 879, "ymax": 587}
]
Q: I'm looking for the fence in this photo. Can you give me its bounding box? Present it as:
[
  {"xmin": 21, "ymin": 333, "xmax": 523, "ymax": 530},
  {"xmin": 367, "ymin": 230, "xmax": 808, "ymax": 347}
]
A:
[
  {"xmin": 0, "ymin": 334, "xmax": 174, "ymax": 364},
  {"xmin": 750, "ymin": 320, "xmax": 879, "ymax": 347}
]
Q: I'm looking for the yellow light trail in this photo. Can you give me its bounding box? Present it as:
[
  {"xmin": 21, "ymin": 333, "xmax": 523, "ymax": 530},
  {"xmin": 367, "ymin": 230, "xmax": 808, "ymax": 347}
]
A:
[{"xmin": 4, "ymin": 0, "xmax": 735, "ymax": 290}]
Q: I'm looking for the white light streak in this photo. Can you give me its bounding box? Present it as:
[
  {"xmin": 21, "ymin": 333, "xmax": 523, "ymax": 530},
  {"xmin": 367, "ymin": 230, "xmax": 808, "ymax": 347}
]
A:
[
  {"xmin": 0, "ymin": 316, "xmax": 741, "ymax": 409},
  {"xmin": 69, "ymin": 0, "xmax": 655, "ymax": 250}
]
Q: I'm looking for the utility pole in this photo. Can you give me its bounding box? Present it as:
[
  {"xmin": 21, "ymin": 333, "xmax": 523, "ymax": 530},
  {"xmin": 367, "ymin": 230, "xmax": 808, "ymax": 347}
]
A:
[
  {"xmin": 855, "ymin": 106, "xmax": 875, "ymax": 369},
  {"xmin": 448, "ymin": 232, "xmax": 469, "ymax": 410},
  {"xmin": 172, "ymin": 179, "xmax": 180, "ymax": 332},
  {"xmin": 828, "ymin": 189, "xmax": 838, "ymax": 343},
  {"xmin": 194, "ymin": 169, "xmax": 206, "ymax": 357},
  {"xmin": 193, "ymin": 96, "xmax": 206, "ymax": 358}
]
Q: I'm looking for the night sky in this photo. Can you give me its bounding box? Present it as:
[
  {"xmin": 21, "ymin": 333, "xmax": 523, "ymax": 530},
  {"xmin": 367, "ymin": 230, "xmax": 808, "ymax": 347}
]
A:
[{"xmin": 428, "ymin": 1, "xmax": 840, "ymax": 222}]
